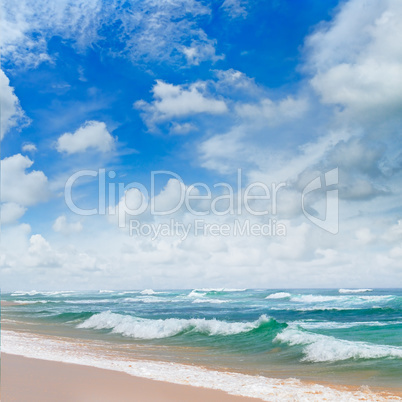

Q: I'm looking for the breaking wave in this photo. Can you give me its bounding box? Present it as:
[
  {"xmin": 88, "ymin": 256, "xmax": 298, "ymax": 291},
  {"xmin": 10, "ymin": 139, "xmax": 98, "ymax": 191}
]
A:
[
  {"xmin": 339, "ymin": 289, "xmax": 373, "ymax": 294},
  {"xmin": 77, "ymin": 311, "xmax": 272, "ymax": 339},
  {"xmin": 266, "ymin": 292, "xmax": 291, "ymax": 299},
  {"xmin": 274, "ymin": 328, "xmax": 402, "ymax": 362}
]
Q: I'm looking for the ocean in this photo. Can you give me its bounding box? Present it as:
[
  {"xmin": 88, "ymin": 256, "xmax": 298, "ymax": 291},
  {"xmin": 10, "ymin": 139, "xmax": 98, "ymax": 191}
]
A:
[{"xmin": 2, "ymin": 288, "xmax": 402, "ymax": 400}]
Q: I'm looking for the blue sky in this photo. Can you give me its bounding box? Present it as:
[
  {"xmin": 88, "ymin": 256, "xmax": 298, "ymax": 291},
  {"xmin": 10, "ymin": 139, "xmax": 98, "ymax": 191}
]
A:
[{"xmin": 1, "ymin": 0, "xmax": 402, "ymax": 290}]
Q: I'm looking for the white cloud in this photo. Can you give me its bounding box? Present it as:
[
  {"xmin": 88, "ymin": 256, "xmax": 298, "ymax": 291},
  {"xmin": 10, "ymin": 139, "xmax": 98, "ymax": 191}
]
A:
[
  {"xmin": 221, "ymin": 0, "xmax": 247, "ymax": 19},
  {"xmin": 181, "ymin": 41, "xmax": 224, "ymax": 65},
  {"xmin": 28, "ymin": 234, "xmax": 52, "ymax": 255},
  {"xmin": 355, "ymin": 228, "xmax": 375, "ymax": 245},
  {"xmin": 236, "ymin": 96, "xmax": 309, "ymax": 126},
  {"xmin": 22, "ymin": 143, "xmax": 37, "ymax": 152},
  {"xmin": 0, "ymin": 69, "xmax": 28, "ymax": 140},
  {"xmin": 306, "ymin": 0, "xmax": 402, "ymax": 119},
  {"xmin": 199, "ymin": 129, "xmax": 246, "ymax": 174},
  {"xmin": 56, "ymin": 121, "xmax": 115, "ymax": 154},
  {"xmin": 169, "ymin": 122, "xmax": 197, "ymax": 135},
  {"xmin": 0, "ymin": 154, "xmax": 49, "ymax": 206},
  {"xmin": 0, "ymin": 0, "xmax": 219, "ymax": 68},
  {"xmin": 53, "ymin": 216, "xmax": 83, "ymax": 235},
  {"xmin": 135, "ymin": 80, "xmax": 228, "ymax": 131},
  {"xmin": 0, "ymin": 202, "xmax": 27, "ymax": 224}
]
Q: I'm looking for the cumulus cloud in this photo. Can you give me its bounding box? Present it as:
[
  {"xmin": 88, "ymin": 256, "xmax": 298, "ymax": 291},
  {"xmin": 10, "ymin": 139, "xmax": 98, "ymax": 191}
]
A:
[
  {"xmin": 56, "ymin": 121, "xmax": 115, "ymax": 154},
  {"xmin": 0, "ymin": 202, "xmax": 27, "ymax": 224},
  {"xmin": 22, "ymin": 143, "xmax": 37, "ymax": 152},
  {"xmin": 135, "ymin": 80, "xmax": 228, "ymax": 131},
  {"xmin": 0, "ymin": 69, "xmax": 28, "ymax": 140},
  {"xmin": 53, "ymin": 216, "xmax": 83, "ymax": 235},
  {"xmin": 306, "ymin": 0, "xmax": 402, "ymax": 120},
  {"xmin": 0, "ymin": 154, "xmax": 49, "ymax": 206}
]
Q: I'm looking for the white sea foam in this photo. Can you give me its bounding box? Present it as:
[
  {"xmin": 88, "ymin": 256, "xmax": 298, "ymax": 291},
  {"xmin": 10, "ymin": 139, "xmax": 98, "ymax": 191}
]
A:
[
  {"xmin": 118, "ymin": 291, "xmax": 140, "ymax": 295},
  {"xmin": 64, "ymin": 299, "xmax": 112, "ymax": 304},
  {"xmin": 2, "ymin": 330, "xmax": 397, "ymax": 402},
  {"xmin": 11, "ymin": 291, "xmax": 40, "ymax": 296},
  {"xmin": 265, "ymin": 292, "xmax": 291, "ymax": 299},
  {"xmin": 290, "ymin": 295, "xmax": 341, "ymax": 303},
  {"xmin": 339, "ymin": 289, "xmax": 373, "ymax": 294},
  {"xmin": 191, "ymin": 298, "xmax": 229, "ymax": 304},
  {"xmin": 187, "ymin": 290, "xmax": 207, "ymax": 298},
  {"xmin": 77, "ymin": 311, "xmax": 269, "ymax": 339},
  {"xmin": 270, "ymin": 306, "xmax": 362, "ymax": 311},
  {"xmin": 288, "ymin": 294, "xmax": 394, "ymax": 305},
  {"xmin": 290, "ymin": 320, "xmax": 402, "ymax": 330},
  {"xmin": 123, "ymin": 297, "xmax": 183, "ymax": 304},
  {"xmin": 140, "ymin": 289, "xmax": 160, "ymax": 295},
  {"xmin": 274, "ymin": 328, "xmax": 402, "ymax": 362},
  {"xmin": 359, "ymin": 295, "xmax": 394, "ymax": 302},
  {"xmin": 99, "ymin": 290, "xmax": 114, "ymax": 293},
  {"xmin": 136, "ymin": 296, "xmax": 167, "ymax": 303},
  {"xmin": 11, "ymin": 290, "xmax": 75, "ymax": 297},
  {"xmin": 191, "ymin": 288, "xmax": 246, "ymax": 293}
]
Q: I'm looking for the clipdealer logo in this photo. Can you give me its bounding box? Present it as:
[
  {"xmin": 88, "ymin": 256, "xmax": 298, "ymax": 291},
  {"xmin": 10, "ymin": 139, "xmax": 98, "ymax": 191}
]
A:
[{"xmin": 64, "ymin": 168, "xmax": 339, "ymax": 237}]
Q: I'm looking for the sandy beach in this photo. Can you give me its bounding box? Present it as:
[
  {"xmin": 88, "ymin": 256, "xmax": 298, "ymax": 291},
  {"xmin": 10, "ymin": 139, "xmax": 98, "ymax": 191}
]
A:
[{"xmin": 1, "ymin": 354, "xmax": 263, "ymax": 402}]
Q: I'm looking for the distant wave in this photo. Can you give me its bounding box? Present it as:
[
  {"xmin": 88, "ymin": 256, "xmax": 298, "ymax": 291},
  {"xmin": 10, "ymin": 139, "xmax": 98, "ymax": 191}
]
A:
[
  {"xmin": 339, "ymin": 289, "xmax": 373, "ymax": 294},
  {"xmin": 77, "ymin": 311, "xmax": 271, "ymax": 339},
  {"xmin": 137, "ymin": 296, "xmax": 167, "ymax": 303},
  {"xmin": 290, "ymin": 295, "xmax": 341, "ymax": 303},
  {"xmin": 270, "ymin": 306, "xmax": 395, "ymax": 312},
  {"xmin": 187, "ymin": 290, "xmax": 207, "ymax": 298},
  {"xmin": 187, "ymin": 288, "xmax": 246, "ymax": 299},
  {"xmin": 11, "ymin": 290, "xmax": 75, "ymax": 297},
  {"xmin": 14, "ymin": 300, "xmax": 53, "ymax": 304},
  {"xmin": 290, "ymin": 320, "xmax": 402, "ymax": 330},
  {"xmin": 266, "ymin": 292, "xmax": 291, "ymax": 299},
  {"xmin": 123, "ymin": 297, "xmax": 184, "ymax": 304},
  {"xmin": 289, "ymin": 294, "xmax": 395, "ymax": 304},
  {"xmin": 99, "ymin": 290, "xmax": 114, "ymax": 294},
  {"xmin": 140, "ymin": 289, "xmax": 161, "ymax": 295},
  {"xmin": 192, "ymin": 298, "xmax": 229, "ymax": 304},
  {"xmin": 274, "ymin": 328, "xmax": 402, "ymax": 362},
  {"xmin": 194, "ymin": 288, "xmax": 246, "ymax": 292},
  {"xmin": 65, "ymin": 299, "xmax": 112, "ymax": 304}
]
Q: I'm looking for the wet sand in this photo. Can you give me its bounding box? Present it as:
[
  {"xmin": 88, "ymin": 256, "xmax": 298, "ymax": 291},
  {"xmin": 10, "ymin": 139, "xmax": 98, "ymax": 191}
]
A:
[{"xmin": 1, "ymin": 353, "xmax": 264, "ymax": 402}]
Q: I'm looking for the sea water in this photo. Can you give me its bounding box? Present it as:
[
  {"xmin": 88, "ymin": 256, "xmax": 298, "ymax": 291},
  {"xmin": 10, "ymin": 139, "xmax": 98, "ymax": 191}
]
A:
[{"xmin": 2, "ymin": 288, "xmax": 402, "ymax": 399}]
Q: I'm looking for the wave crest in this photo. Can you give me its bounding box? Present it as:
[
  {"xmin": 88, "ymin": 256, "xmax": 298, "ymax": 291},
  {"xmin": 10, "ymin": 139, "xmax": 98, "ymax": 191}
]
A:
[
  {"xmin": 274, "ymin": 328, "xmax": 402, "ymax": 362},
  {"xmin": 266, "ymin": 292, "xmax": 291, "ymax": 299},
  {"xmin": 339, "ymin": 288, "xmax": 373, "ymax": 294},
  {"xmin": 77, "ymin": 311, "xmax": 271, "ymax": 339}
]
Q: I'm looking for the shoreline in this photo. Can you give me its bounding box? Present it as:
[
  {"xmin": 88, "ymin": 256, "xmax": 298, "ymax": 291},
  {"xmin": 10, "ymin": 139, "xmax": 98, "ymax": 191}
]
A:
[
  {"xmin": 1, "ymin": 353, "xmax": 262, "ymax": 402},
  {"xmin": 2, "ymin": 329, "xmax": 401, "ymax": 401}
]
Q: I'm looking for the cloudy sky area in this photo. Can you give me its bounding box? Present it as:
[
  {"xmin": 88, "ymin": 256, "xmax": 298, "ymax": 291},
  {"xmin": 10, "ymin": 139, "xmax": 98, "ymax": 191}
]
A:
[{"xmin": 1, "ymin": 0, "xmax": 402, "ymax": 290}]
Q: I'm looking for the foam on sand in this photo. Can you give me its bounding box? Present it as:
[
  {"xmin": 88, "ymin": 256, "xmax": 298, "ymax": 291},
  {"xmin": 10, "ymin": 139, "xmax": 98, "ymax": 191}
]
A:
[{"xmin": 2, "ymin": 330, "xmax": 399, "ymax": 402}]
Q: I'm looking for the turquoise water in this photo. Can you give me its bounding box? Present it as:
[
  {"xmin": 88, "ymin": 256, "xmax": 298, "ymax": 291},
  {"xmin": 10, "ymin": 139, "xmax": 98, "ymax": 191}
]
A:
[{"xmin": 2, "ymin": 288, "xmax": 402, "ymax": 390}]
